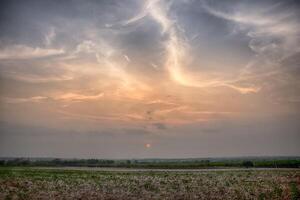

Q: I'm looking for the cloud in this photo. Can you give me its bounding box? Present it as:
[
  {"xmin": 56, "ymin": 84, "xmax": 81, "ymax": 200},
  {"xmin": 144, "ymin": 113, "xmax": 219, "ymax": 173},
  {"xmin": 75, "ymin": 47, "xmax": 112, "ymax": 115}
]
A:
[
  {"xmin": 152, "ymin": 123, "xmax": 166, "ymax": 130},
  {"xmin": 202, "ymin": 1, "xmax": 300, "ymax": 79},
  {"xmin": 57, "ymin": 109, "xmax": 148, "ymax": 124},
  {"xmin": 122, "ymin": 0, "xmax": 261, "ymax": 94},
  {"xmin": 44, "ymin": 27, "xmax": 56, "ymax": 46},
  {"xmin": 150, "ymin": 63, "xmax": 159, "ymax": 69},
  {"xmin": 4, "ymin": 71, "xmax": 73, "ymax": 83},
  {"xmin": 0, "ymin": 45, "xmax": 64, "ymax": 60},
  {"xmin": 1, "ymin": 92, "xmax": 104, "ymax": 104},
  {"xmin": 123, "ymin": 54, "xmax": 131, "ymax": 62},
  {"xmin": 121, "ymin": 0, "xmax": 192, "ymax": 87},
  {"xmin": 71, "ymin": 39, "xmax": 151, "ymax": 95},
  {"xmin": 146, "ymin": 99, "xmax": 178, "ymax": 106},
  {"xmin": 223, "ymin": 84, "xmax": 261, "ymax": 94},
  {"xmin": 1, "ymin": 96, "xmax": 48, "ymax": 104},
  {"xmin": 54, "ymin": 92, "xmax": 104, "ymax": 102},
  {"xmin": 107, "ymin": 0, "xmax": 158, "ymax": 27}
]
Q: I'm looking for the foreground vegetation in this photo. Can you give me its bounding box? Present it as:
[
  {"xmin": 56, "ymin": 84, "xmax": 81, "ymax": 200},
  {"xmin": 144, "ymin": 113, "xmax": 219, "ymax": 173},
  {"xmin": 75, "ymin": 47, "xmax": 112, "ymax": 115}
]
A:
[{"xmin": 0, "ymin": 167, "xmax": 299, "ymax": 199}]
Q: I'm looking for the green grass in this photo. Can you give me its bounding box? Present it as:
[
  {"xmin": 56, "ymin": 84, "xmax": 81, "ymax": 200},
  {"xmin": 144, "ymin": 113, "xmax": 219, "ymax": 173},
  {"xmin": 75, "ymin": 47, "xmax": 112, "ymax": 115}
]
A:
[{"xmin": 290, "ymin": 182, "xmax": 300, "ymax": 200}]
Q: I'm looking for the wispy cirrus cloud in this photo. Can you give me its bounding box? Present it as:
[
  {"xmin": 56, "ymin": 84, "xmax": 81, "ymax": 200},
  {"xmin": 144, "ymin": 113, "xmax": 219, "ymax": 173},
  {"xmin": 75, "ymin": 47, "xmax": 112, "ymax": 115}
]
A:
[
  {"xmin": 1, "ymin": 92, "xmax": 104, "ymax": 104},
  {"xmin": 121, "ymin": 0, "xmax": 261, "ymax": 94},
  {"xmin": 0, "ymin": 44, "xmax": 64, "ymax": 60},
  {"xmin": 1, "ymin": 96, "xmax": 48, "ymax": 104},
  {"xmin": 4, "ymin": 71, "xmax": 73, "ymax": 83},
  {"xmin": 202, "ymin": 1, "xmax": 300, "ymax": 79},
  {"xmin": 54, "ymin": 92, "xmax": 104, "ymax": 102}
]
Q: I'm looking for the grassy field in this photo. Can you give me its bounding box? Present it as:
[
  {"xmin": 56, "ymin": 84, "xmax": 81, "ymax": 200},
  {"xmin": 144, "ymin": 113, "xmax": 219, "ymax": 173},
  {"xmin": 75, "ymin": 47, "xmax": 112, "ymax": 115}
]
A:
[{"xmin": 0, "ymin": 167, "xmax": 299, "ymax": 200}]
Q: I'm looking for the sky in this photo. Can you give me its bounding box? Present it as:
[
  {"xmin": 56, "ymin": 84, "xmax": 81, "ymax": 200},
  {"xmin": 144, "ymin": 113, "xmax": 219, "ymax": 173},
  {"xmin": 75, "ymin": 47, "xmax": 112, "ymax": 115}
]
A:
[{"xmin": 0, "ymin": 0, "xmax": 300, "ymax": 159}]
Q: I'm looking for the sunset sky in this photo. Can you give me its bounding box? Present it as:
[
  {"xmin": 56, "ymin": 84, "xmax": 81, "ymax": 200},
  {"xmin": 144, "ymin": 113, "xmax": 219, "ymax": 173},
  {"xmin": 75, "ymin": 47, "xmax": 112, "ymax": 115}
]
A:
[{"xmin": 0, "ymin": 0, "xmax": 300, "ymax": 158}]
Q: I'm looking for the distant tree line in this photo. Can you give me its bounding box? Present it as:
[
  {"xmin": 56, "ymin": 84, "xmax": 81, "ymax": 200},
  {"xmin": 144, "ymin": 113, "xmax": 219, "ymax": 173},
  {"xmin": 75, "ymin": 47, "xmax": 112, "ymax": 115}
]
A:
[{"xmin": 0, "ymin": 158, "xmax": 299, "ymax": 168}]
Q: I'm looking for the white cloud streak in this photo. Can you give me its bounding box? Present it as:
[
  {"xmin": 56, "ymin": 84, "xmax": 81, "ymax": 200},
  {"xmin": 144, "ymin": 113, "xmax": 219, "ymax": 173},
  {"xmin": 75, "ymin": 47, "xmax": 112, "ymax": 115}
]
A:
[
  {"xmin": 123, "ymin": 0, "xmax": 261, "ymax": 94},
  {"xmin": 0, "ymin": 45, "xmax": 64, "ymax": 60},
  {"xmin": 55, "ymin": 92, "xmax": 104, "ymax": 101},
  {"xmin": 44, "ymin": 27, "xmax": 56, "ymax": 46},
  {"xmin": 1, "ymin": 96, "xmax": 48, "ymax": 104}
]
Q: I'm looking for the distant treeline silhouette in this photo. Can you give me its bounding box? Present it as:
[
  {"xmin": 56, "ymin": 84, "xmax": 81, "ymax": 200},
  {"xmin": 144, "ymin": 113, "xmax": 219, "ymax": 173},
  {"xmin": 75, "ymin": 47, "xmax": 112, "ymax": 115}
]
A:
[{"xmin": 0, "ymin": 158, "xmax": 299, "ymax": 168}]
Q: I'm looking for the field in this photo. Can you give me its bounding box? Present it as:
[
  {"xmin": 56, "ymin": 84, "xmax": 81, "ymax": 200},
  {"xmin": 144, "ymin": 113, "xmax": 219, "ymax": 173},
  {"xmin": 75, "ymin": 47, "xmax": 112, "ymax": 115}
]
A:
[{"xmin": 0, "ymin": 168, "xmax": 299, "ymax": 200}]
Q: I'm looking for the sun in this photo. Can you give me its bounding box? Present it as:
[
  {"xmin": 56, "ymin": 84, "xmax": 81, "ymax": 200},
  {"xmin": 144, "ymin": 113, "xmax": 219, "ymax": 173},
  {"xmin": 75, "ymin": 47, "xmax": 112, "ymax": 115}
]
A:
[{"xmin": 145, "ymin": 143, "xmax": 151, "ymax": 148}]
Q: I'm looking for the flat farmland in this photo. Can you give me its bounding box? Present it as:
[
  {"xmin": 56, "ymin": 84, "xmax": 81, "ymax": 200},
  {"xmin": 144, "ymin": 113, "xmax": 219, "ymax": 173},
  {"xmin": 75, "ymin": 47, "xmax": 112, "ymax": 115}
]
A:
[{"xmin": 0, "ymin": 167, "xmax": 299, "ymax": 200}]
